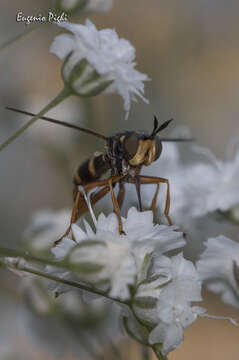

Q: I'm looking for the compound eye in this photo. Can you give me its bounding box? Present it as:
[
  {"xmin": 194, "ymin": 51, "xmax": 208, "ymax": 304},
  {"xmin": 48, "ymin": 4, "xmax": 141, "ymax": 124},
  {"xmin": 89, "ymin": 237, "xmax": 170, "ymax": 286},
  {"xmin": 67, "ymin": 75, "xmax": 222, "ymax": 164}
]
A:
[
  {"xmin": 154, "ymin": 137, "xmax": 162, "ymax": 161},
  {"xmin": 123, "ymin": 134, "xmax": 139, "ymax": 160}
]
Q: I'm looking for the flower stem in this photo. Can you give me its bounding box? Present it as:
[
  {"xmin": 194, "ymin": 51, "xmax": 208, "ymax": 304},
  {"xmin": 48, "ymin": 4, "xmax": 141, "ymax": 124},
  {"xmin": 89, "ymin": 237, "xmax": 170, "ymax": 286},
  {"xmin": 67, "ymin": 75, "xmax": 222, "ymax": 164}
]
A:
[
  {"xmin": 152, "ymin": 345, "xmax": 167, "ymax": 360},
  {"xmin": 0, "ymin": 87, "xmax": 71, "ymax": 152},
  {"xmin": 141, "ymin": 345, "xmax": 150, "ymax": 360},
  {"xmin": 0, "ymin": 23, "xmax": 46, "ymax": 53},
  {"xmin": 130, "ymin": 305, "xmax": 167, "ymax": 360},
  {"xmin": 0, "ymin": 246, "xmax": 126, "ymax": 305},
  {"xmin": 21, "ymin": 265, "xmax": 126, "ymax": 305},
  {"xmin": 0, "ymin": 247, "xmax": 64, "ymax": 267}
]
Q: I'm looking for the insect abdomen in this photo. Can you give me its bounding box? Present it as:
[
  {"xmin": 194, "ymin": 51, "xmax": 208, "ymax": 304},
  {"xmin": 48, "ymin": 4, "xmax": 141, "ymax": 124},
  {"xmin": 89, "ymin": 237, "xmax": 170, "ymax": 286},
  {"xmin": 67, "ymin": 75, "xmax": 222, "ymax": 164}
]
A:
[{"xmin": 73, "ymin": 152, "xmax": 110, "ymax": 185}]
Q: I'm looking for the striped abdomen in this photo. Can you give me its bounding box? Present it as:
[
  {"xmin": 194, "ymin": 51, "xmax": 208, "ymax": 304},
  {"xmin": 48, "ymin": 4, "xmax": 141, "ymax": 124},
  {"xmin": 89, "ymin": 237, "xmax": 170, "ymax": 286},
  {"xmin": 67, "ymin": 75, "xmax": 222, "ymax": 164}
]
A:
[{"xmin": 73, "ymin": 152, "xmax": 110, "ymax": 186}]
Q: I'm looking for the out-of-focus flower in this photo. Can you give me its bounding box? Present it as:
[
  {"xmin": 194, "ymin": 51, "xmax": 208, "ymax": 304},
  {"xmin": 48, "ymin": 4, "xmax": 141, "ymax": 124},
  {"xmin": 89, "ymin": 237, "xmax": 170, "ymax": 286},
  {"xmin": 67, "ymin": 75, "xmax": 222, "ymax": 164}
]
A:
[
  {"xmin": 50, "ymin": 20, "xmax": 149, "ymax": 119},
  {"xmin": 23, "ymin": 209, "xmax": 71, "ymax": 255},
  {"xmin": 142, "ymin": 133, "xmax": 239, "ymax": 222},
  {"xmin": 50, "ymin": 206, "xmax": 184, "ymax": 300},
  {"xmin": 133, "ymin": 253, "xmax": 204, "ymax": 355},
  {"xmin": 56, "ymin": 0, "xmax": 113, "ymax": 15},
  {"xmin": 183, "ymin": 142, "xmax": 239, "ymax": 218},
  {"xmin": 197, "ymin": 235, "xmax": 239, "ymax": 308}
]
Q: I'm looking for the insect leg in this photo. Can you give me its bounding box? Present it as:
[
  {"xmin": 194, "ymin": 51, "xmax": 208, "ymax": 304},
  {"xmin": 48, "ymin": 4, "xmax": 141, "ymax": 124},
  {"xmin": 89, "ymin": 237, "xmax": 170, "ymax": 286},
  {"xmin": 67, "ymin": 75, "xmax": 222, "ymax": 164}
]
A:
[
  {"xmin": 55, "ymin": 175, "xmax": 123, "ymax": 245},
  {"xmin": 82, "ymin": 175, "xmax": 122, "ymax": 191},
  {"xmin": 76, "ymin": 185, "xmax": 111, "ymax": 219},
  {"xmin": 135, "ymin": 176, "xmax": 142, "ymax": 211},
  {"xmin": 117, "ymin": 182, "xmax": 125, "ymax": 210},
  {"xmin": 136, "ymin": 175, "xmax": 172, "ymax": 226},
  {"xmin": 55, "ymin": 190, "xmax": 82, "ymax": 245},
  {"xmin": 108, "ymin": 177, "xmax": 125, "ymax": 235},
  {"xmin": 75, "ymin": 175, "xmax": 123, "ymax": 219},
  {"xmin": 150, "ymin": 183, "xmax": 160, "ymax": 211}
]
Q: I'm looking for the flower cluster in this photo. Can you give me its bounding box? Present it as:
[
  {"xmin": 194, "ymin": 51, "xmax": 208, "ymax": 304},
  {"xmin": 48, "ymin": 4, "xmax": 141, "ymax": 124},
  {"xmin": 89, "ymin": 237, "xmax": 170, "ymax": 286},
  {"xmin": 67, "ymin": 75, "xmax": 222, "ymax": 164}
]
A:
[
  {"xmin": 50, "ymin": 207, "xmax": 185, "ymax": 300},
  {"xmin": 45, "ymin": 198, "xmax": 235, "ymax": 356}
]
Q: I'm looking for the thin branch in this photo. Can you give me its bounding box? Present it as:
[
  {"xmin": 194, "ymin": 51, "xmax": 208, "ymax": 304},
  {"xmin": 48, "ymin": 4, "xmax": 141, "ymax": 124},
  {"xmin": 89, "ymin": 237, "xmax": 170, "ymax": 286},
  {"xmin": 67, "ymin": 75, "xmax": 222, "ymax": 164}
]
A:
[
  {"xmin": 0, "ymin": 87, "xmax": 71, "ymax": 152},
  {"xmin": 0, "ymin": 24, "xmax": 43, "ymax": 53},
  {"xmin": 22, "ymin": 265, "xmax": 126, "ymax": 306},
  {"xmin": 0, "ymin": 247, "xmax": 65, "ymax": 267}
]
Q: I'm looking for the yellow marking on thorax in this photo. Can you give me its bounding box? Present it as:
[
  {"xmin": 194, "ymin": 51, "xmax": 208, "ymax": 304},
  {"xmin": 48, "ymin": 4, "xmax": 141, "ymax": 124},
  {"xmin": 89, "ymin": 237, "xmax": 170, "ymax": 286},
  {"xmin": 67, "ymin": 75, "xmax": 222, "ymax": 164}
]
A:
[
  {"xmin": 74, "ymin": 171, "xmax": 82, "ymax": 184},
  {"xmin": 89, "ymin": 157, "xmax": 96, "ymax": 176}
]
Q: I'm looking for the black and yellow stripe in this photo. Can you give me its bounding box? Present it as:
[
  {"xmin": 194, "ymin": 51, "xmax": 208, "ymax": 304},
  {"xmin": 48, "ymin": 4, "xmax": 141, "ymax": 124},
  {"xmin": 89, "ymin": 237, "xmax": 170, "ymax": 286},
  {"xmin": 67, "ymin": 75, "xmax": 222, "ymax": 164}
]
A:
[{"xmin": 73, "ymin": 152, "xmax": 110, "ymax": 185}]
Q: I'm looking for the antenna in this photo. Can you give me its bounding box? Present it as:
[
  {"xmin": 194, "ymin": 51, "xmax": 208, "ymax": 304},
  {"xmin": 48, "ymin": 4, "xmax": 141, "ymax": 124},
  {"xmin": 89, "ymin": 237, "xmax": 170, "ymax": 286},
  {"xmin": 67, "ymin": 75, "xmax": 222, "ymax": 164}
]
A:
[
  {"xmin": 151, "ymin": 116, "xmax": 173, "ymax": 136},
  {"xmin": 6, "ymin": 106, "xmax": 108, "ymax": 141}
]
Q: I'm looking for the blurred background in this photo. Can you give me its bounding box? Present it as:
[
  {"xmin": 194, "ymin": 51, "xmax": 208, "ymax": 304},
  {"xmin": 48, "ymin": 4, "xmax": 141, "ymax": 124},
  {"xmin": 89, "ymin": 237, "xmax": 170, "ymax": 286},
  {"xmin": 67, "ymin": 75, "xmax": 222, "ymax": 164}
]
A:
[{"xmin": 1, "ymin": 0, "xmax": 239, "ymax": 359}]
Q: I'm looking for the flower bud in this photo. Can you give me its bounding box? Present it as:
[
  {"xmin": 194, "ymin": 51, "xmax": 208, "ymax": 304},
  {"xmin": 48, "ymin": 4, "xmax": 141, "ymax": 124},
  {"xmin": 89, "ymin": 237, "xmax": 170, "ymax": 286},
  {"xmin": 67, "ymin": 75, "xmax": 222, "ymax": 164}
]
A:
[
  {"xmin": 62, "ymin": 55, "xmax": 113, "ymax": 97},
  {"xmin": 132, "ymin": 273, "xmax": 171, "ymax": 327},
  {"xmin": 122, "ymin": 310, "xmax": 149, "ymax": 345},
  {"xmin": 66, "ymin": 241, "xmax": 106, "ymax": 284},
  {"xmin": 133, "ymin": 296, "xmax": 159, "ymax": 328}
]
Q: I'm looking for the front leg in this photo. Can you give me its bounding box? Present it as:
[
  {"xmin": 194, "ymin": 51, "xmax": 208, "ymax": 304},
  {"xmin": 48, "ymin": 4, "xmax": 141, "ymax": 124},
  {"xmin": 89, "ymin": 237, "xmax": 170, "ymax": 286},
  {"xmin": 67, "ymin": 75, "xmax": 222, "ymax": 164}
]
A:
[
  {"xmin": 139, "ymin": 175, "xmax": 172, "ymax": 225},
  {"xmin": 128, "ymin": 175, "xmax": 172, "ymax": 225},
  {"xmin": 108, "ymin": 178, "xmax": 125, "ymax": 235},
  {"xmin": 55, "ymin": 175, "xmax": 123, "ymax": 245},
  {"xmin": 117, "ymin": 182, "xmax": 125, "ymax": 210}
]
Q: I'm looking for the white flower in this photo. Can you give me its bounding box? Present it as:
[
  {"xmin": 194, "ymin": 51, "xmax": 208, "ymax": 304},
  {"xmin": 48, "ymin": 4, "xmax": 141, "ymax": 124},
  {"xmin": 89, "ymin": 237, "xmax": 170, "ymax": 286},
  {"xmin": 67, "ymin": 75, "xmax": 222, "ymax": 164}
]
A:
[
  {"xmin": 50, "ymin": 206, "xmax": 185, "ymax": 300},
  {"xmin": 50, "ymin": 20, "xmax": 149, "ymax": 118},
  {"xmin": 184, "ymin": 141, "xmax": 239, "ymax": 217},
  {"xmin": 24, "ymin": 209, "xmax": 71, "ymax": 253},
  {"xmin": 197, "ymin": 235, "xmax": 239, "ymax": 308},
  {"xmin": 149, "ymin": 301, "xmax": 205, "ymax": 355},
  {"xmin": 57, "ymin": 0, "xmax": 113, "ymax": 14},
  {"xmin": 134, "ymin": 254, "xmax": 205, "ymax": 355},
  {"xmin": 51, "ymin": 214, "xmax": 135, "ymax": 300},
  {"xmin": 69, "ymin": 227, "xmax": 135, "ymax": 300}
]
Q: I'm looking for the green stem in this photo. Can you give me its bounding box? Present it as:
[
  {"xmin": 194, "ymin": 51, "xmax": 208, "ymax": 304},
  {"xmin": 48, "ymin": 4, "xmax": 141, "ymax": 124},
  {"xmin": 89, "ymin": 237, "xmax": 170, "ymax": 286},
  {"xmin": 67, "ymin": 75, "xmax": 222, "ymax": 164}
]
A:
[
  {"xmin": 0, "ymin": 247, "xmax": 125, "ymax": 305},
  {"xmin": 130, "ymin": 304, "xmax": 167, "ymax": 360},
  {"xmin": 0, "ymin": 87, "xmax": 71, "ymax": 152},
  {"xmin": 152, "ymin": 345, "xmax": 166, "ymax": 360},
  {"xmin": 0, "ymin": 247, "xmax": 64, "ymax": 267},
  {"xmin": 0, "ymin": 23, "xmax": 46, "ymax": 53},
  {"xmin": 21, "ymin": 265, "xmax": 125, "ymax": 305},
  {"xmin": 141, "ymin": 345, "xmax": 150, "ymax": 360}
]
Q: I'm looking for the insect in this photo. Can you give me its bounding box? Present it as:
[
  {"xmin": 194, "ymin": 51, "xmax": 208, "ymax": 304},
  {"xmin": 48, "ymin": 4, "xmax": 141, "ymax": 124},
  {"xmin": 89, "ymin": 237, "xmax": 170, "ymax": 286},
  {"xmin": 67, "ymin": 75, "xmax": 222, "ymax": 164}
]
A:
[{"xmin": 7, "ymin": 107, "xmax": 191, "ymax": 238}]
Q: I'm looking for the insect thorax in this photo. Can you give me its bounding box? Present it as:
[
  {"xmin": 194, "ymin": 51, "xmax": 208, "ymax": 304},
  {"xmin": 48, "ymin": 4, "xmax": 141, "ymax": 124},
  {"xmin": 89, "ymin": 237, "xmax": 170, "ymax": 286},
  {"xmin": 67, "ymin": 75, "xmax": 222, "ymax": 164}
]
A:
[{"xmin": 106, "ymin": 133, "xmax": 130, "ymax": 176}]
